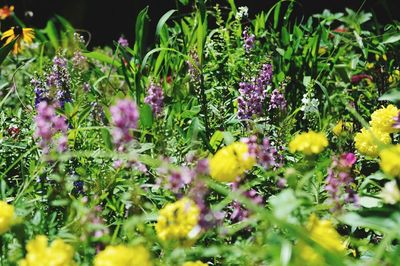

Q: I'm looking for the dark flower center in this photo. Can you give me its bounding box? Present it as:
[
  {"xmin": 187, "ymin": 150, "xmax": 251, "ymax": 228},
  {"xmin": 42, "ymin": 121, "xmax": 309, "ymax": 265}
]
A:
[{"xmin": 13, "ymin": 26, "xmax": 23, "ymax": 35}]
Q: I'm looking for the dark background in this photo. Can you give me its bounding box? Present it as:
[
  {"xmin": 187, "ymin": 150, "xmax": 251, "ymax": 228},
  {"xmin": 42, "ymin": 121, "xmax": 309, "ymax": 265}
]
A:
[{"xmin": 1, "ymin": 0, "xmax": 398, "ymax": 47}]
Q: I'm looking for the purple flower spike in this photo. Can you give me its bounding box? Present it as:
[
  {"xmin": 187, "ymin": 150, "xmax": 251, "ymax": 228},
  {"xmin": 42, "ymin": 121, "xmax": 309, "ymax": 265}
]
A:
[
  {"xmin": 144, "ymin": 83, "xmax": 164, "ymax": 117},
  {"xmin": 110, "ymin": 99, "xmax": 139, "ymax": 150}
]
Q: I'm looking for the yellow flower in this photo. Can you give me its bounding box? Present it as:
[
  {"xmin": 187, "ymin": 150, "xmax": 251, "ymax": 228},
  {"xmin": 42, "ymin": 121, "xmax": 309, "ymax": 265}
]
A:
[
  {"xmin": 370, "ymin": 105, "xmax": 400, "ymax": 133},
  {"xmin": 332, "ymin": 120, "xmax": 343, "ymax": 136},
  {"xmin": 94, "ymin": 245, "xmax": 152, "ymax": 266},
  {"xmin": 289, "ymin": 131, "xmax": 328, "ymax": 155},
  {"xmin": 209, "ymin": 142, "xmax": 256, "ymax": 182},
  {"xmin": 354, "ymin": 127, "xmax": 391, "ymax": 157},
  {"xmin": 1, "ymin": 26, "xmax": 35, "ymax": 54},
  {"xmin": 379, "ymin": 145, "xmax": 400, "ymax": 177},
  {"xmin": 19, "ymin": 235, "xmax": 76, "ymax": 266},
  {"xmin": 0, "ymin": 200, "xmax": 15, "ymax": 234},
  {"xmin": 155, "ymin": 197, "xmax": 200, "ymax": 242},
  {"xmin": 182, "ymin": 261, "xmax": 208, "ymax": 266},
  {"xmin": 298, "ymin": 214, "xmax": 345, "ymax": 265},
  {"xmin": 0, "ymin": 5, "xmax": 14, "ymax": 20}
]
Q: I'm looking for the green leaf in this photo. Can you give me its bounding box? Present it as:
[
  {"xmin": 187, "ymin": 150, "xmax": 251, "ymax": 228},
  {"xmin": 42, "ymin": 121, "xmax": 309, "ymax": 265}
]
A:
[
  {"xmin": 83, "ymin": 51, "xmax": 121, "ymax": 68},
  {"xmin": 133, "ymin": 7, "xmax": 149, "ymax": 59},
  {"xmin": 270, "ymin": 189, "xmax": 299, "ymax": 220},
  {"xmin": 44, "ymin": 19, "xmax": 60, "ymax": 49},
  {"xmin": 379, "ymin": 89, "xmax": 400, "ymax": 102},
  {"xmin": 0, "ymin": 38, "xmax": 17, "ymax": 65},
  {"xmin": 382, "ymin": 34, "xmax": 400, "ymax": 44},
  {"xmin": 156, "ymin": 9, "xmax": 177, "ymax": 38},
  {"xmin": 139, "ymin": 104, "xmax": 154, "ymax": 129},
  {"xmin": 101, "ymin": 128, "xmax": 113, "ymax": 150},
  {"xmin": 210, "ymin": 130, "xmax": 224, "ymax": 150}
]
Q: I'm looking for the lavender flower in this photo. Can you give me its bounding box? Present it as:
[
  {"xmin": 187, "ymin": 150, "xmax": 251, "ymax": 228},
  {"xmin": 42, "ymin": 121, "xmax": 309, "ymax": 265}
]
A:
[
  {"xmin": 237, "ymin": 64, "xmax": 272, "ymax": 119},
  {"xmin": 72, "ymin": 51, "xmax": 87, "ymax": 69},
  {"xmin": 118, "ymin": 36, "xmax": 129, "ymax": 47},
  {"xmin": 144, "ymin": 83, "xmax": 164, "ymax": 116},
  {"xmin": 47, "ymin": 56, "xmax": 71, "ymax": 108},
  {"xmin": 269, "ymin": 89, "xmax": 287, "ymax": 111},
  {"xmin": 393, "ymin": 111, "xmax": 400, "ymax": 129},
  {"xmin": 110, "ymin": 99, "xmax": 139, "ymax": 151},
  {"xmin": 241, "ymin": 135, "xmax": 279, "ymax": 169},
  {"xmin": 243, "ymin": 28, "xmax": 255, "ymax": 52},
  {"xmin": 34, "ymin": 101, "xmax": 68, "ymax": 154},
  {"xmin": 31, "ymin": 78, "xmax": 49, "ymax": 108},
  {"xmin": 325, "ymin": 152, "xmax": 358, "ymax": 211},
  {"xmin": 230, "ymin": 182, "xmax": 263, "ymax": 222}
]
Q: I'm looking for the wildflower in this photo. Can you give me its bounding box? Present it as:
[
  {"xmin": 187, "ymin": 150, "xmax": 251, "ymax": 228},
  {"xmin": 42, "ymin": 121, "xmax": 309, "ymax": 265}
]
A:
[
  {"xmin": 144, "ymin": 83, "xmax": 164, "ymax": 116},
  {"xmin": 34, "ymin": 101, "xmax": 68, "ymax": 154},
  {"xmin": 370, "ymin": 105, "xmax": 400, "ymax": 134},
  {"xmin": 46, "ymin": 56, "xmax": 72, "ymax": 108},
  {"xmin": 71, "ymin": 51, "xmax": 87, "ymax": 69},
  {"xmin": 235, "ymin": 6, "xmax": 249, "ymax": 20},
  {"xmin": 155, "ymin": 197, "xmax": 201, "ymax": 242},
  {"xmin": 187, "ymin": 50, "xmax": 201, "ymax": 84},
  {"xmin": 209, "ymin": 142, "xmax": 256, "ymax": 182},
  {"xmin": 297, "ymin": 214, "xmax": 345, "ymax": 265},
  {"xmin": 19, "ymin": 235, "xmax": 76, "ymax": 266},
  {"xmin": 332, "ymin": 120, "xmax": 353, "ymax": 136},
  {"xmin": 237, "ymin": 64, "xmax": 272, "ymax": 119},
  {"xmin": 325, "ymin": 153, "xmax": 358, "ymax": 211},
  {"xmin": 1, "ymin": 26, "xmax": 35, "ymax": 54},
  {"xmin": 0, "ymin": 201, "xmax": 14, "ymax": 235},
  {"xmin": 379, "ymin": 145, "xmax": 400, "ymax": 177},
  {"xmin": 380, "ymin": 180, "xmax": 400, "ymax": 205},
  {"xmin": 157, "ymin": 166, "xmax": 194, "ymax": 194},
  {"xmin": 354, "ymin": 127, "xmax": 391, "ymax": 157},
  {"xmin": 118, "ymin": 36, "xmax": 129, "ymax": 47},
  {"xmin": 289, "ymin": 131, "xmax": 328, "ymax": 155},
  {"xmin": 241, "ymin": 136, "xmax": 280, "ymax": 169},
  {"xmin": 230, "ymin": 182, "xmax": 263, "ymax": 222},
  {"xmin": 269, "ymin": 89, "xmax": 287, "ymax": 111},
  {"xmin": 300, "ymin": 92, "xmax": 319, "ymax": 120},
  {"xmin": 0, "ymin": 5, "xmax": 14, "ymax": 20},
  {"xmin": 94, "ymin": 245, "xmax": 152, "ymax": 266},
  {"xmin": 110, "ymin": 99, "xmax": 139, "ymax": 151},
  {"xmin": 242, "ymin": 28, "xmax": 255, "ymax": 52},
  {"xmin": 182, "ymin": 261, "xmax": 208, "ymax": 266}
]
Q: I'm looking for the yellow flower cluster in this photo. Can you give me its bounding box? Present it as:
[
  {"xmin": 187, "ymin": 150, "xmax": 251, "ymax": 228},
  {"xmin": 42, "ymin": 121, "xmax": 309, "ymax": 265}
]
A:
[
  {"xmin": 0, "ymin": 200, "xmax": 14, "ymax": 235},
  {"xmin": 182, "ymin": 261, "xmax": 208, "ymax": 266},
  {"xmin": 94, "ymin": 245, "xmax": 152, "ymax": 266},
  {"xmin": 156, "ymin": 197, "xmax": 200, "ymax": 242},
  {"xmin": 379, "ymin": 145, "xmax": 400, "ymax": 177},
  {"xmin": 370, "ymin": 105, "xmax": 399, "ymax": 133},
  {"xmin": 209, "ymin": 142, "xmax": 256, "ymax": 182},
  {"xmin": 298, "ymin": 214, "xmax": 345, "ymax": 265},
  {"xmin": 354, "ymin": 127, "xmax": 391, "ymax": 157},
  {"xmin": 289, "ymin": 131, "xmax": 328, "ymax": 155},
  {"xmin": 19, "ymin": 235, "xmax": 76, "ymax": 266}
]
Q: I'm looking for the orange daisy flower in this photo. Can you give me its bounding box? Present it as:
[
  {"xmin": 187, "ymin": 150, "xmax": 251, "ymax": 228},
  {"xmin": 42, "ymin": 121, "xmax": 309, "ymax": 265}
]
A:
[
  {"xmin": 1, "ymin": 26, "xmax": 35, "ymax": 54},
  {"xmin": 0, "ymin": 5, "xmax": 14, "ymax": 20}
]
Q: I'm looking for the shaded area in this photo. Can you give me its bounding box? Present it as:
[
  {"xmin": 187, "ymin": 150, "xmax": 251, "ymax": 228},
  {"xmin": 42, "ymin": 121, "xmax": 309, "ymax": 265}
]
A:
[{"xmin": 2, "ymin": 0, "xmax": 399, "ymax": 47}]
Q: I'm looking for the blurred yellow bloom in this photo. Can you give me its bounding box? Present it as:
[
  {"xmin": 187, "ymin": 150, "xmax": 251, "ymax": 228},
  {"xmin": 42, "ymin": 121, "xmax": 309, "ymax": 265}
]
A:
[
  {"xmin": 354, "ymin": 127, "xmax": 391, "ymax": 157},
  {"xmin": 209, "ymin": 142, "xmax": 255, "ymax": 182},
  {"xmin": 366, "ymin": 62, "xmax": 374, "ymax": 69},
  {"xmin": 155, "ymin": 197, "xmax": 200, "ymax": 242},
  {"xmin": 289, "ymin": 131, "xmax": 328, "ymax": 155},
  {"xmin": 182, "ymin": 261, "xmax": 208, "ymax": 266},
  {"xmin": 0, "ymin": 200, "xmax": 14, "ymax": 235},
  {"xmin": 379, "ymin": 145, "xmax": 400, "ymax": 177},
  {"xmin": 94, "ymin": 245, "xmax": 152, "ymax": 266},
  {"xmin": 0, "ymin": 5, "xmax": 14, "ymax": 20},
  {"xmin": 298, "ymin": 214, "xmax": 345, "ymax": 265},
  {"xmin": 370, "ymin": 105, "xmax": 400, "ymax": 134},
  {"xmin": 19, "ymin": 235, "xmax": 76, "ymax": 266},
  {"xmin": 1, "ymin": 26, "xmax": 35, "ymax": 54}
]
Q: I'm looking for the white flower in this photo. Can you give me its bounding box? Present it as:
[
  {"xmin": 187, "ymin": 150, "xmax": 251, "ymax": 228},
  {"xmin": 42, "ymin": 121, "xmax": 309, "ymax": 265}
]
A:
[
  {"xmin": 380, "ymin": 180, "xmax": 400, "ymax": 204},
  {"xmin": 236, "ymin": 6, "xmax": 249, "ymax": 19}
]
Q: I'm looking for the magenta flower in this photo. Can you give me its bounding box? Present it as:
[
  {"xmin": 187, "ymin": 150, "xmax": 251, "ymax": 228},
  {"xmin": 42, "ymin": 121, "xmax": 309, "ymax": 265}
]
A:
[{"xmin": 144, "ymin": 83, "xmax": 164, "ymax": 116}]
